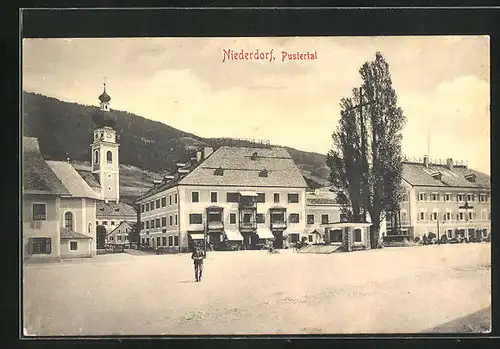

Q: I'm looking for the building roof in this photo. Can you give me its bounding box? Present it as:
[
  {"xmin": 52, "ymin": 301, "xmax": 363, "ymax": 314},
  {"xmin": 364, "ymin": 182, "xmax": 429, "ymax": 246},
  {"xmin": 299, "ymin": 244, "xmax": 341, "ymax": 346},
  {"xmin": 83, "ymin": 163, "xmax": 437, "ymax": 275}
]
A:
[
  {"xmin": 402, "ymin": 163, "xmax": 490, "ymax": 189},
  {"xmin": 96, "ymin": 201, "xmax": 136, "ymax": 218},
  {"xmin": 107, "ymin": 221, "xmax": 134, "ymax": 236},
  {"xmin": 306, "ymin": 187, "xmax": 339, "ymax": 206},
  {"xmin": 23, "ymin": 137, "xmax": 71, "ymax": 196},
  {"xmin": 46, "ymin": 161, "xmax": 101, "ymax": 199},
  {"xmin": 60, "ymin": 228, "xmax": 92, "ymax": 239},
  {"xmin": 179, "ymin": 146, "xmax": 308, "ymax": 188},
  {"xmin": 98, "ymin": 83, "xmax": 111, "ymax": 102},
  {"xmin": 75, "ymin": 169, "xmax": 102, "ymax": 189}
]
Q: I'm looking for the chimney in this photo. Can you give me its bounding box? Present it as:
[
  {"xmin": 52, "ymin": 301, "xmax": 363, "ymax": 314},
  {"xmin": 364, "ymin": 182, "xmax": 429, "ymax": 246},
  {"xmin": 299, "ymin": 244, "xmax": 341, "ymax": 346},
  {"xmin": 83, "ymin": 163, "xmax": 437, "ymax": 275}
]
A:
[
  {"xmin": 446, "ymin": 158, "xmax": 453, "ymax": 170},
  {"xmin": 196, "ymin": 149, "xmax": 203, "ymax": 162},
  {"xmin": 423, "ymin": 155, "xmax": 429, "ymax": 168},
  {"xmin": 203, "ymin": 147, "xmax": 213, "ymax": 159}
]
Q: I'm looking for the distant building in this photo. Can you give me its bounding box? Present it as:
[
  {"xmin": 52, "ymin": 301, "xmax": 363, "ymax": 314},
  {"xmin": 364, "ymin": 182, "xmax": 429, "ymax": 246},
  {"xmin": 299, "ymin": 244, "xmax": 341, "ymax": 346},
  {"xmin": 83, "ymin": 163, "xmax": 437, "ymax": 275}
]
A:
[
  {"xmin": 136, "ymin": 144, "xmax": 308, "ymax": 252},
  {"xmin": 305, "ymin": 187, "xmax": 386, "ymax": 250},
  {"xmin": 106, "ymin": 221, "xmax": 134, "ymax": 246},
  {"xmin": 22, "ymin": 137, "xmax": 100, "ymax": 260},
  {"xmin": 387, "ymin": 156, "xmax": 491, "ymax": 241}
]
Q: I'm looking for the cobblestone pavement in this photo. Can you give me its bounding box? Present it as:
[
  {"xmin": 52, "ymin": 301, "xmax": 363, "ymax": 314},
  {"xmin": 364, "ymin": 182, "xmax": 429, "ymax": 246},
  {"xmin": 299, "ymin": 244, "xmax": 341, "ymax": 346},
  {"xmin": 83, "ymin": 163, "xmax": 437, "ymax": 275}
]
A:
[{"xmin": 23, "ymin": 243, "xmax": 491, "ymax": 336}]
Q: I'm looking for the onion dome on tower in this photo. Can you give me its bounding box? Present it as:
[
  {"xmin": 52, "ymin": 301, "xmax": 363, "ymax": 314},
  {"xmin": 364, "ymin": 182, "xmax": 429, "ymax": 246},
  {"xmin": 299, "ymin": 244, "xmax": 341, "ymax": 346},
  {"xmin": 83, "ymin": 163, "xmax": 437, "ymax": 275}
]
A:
[{"xmin": 98, "ymin": 83, "xmax": 111, "ymax": 103}]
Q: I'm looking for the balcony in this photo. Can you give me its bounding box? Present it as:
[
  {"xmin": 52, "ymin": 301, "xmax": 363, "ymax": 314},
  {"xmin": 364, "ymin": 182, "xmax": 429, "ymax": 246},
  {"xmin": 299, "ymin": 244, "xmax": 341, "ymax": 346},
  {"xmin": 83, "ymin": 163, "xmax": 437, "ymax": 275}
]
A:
[
  {"xmin": 239, "ymin": 221, "xmax": 257, "ymax": 232},
  {"xmin": 208, "ymin": 220, "xmax": 224, "ymax": 231},
  {"xmin": 206, "ymin": 206, "xmax": 224, "ymax": 232}
]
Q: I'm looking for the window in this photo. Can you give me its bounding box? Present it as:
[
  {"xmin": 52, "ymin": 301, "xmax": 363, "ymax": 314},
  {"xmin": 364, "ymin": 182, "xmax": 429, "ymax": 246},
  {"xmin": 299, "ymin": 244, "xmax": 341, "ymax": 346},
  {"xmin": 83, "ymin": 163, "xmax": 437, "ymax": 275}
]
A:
[
  {"xmin": 330, "ymin": 229, "xmax": 342, "ymax": 243},
  {"xmin": 109, "ymin": 236, "xmax": 114, "ymax": 241},
  {"xmin": 169, "ymin": 216, "xmax": 173, "ymax": 226},
  {"xmin": 189, "ymin": 214, "xmax": 203, "ymax": 224},
  {"xmin": 340, "ymin": 214, "xmax": 347, "ymax": 222},
  {"xmin": 458, "ymin": 212, "xmax": 464, "ymax": 221},
  {"xmin": 274, "ymin": 193, "xmax": 280, "ymax": 203},
  {"xmin": 94, "ymin": 150, "xmax": 99, "ymax": 164},
  {"xmin": 256, "ymin": 213, "xmax": 265, "ymax": 223},
  {"xmin": 214, "ymin": 167, "xmax": 224, "ymax": 176},
  {"xmin": 168, "ymin": 236, "xmax": 173, "ymax": 246},
  {"xmin": 271, "ymin": 212, "xmax": 285, "ymax": 223},
  {"xmin": 111, "ymin": 221, "xmax": 115, "ymax": 226},
  {"xmin": 145, "ymin": 203, "xmax": 150, "ymax": 212},
  {"xmin": 467, "ymin": 194, "xmax": 473, "ymax": 202},
  {"xmin": 88, "ymin": 222, "xmax": 92, "ymax": 233},
  {"xmin": 150, "ymin": 220, "xmax": 155, "ymax": 228},
  {"xmin": 117, "ymin": 236, "xmax": 122, "ymax": 241},
  {"xmin": 418, "ymin": 193, "xmax": 426, "ymax": 201},
  {"xmin": 401, "ymin": 193, "xmax": 408, "ymax": 202},
  {"xmin": 288, "ymin": 193, "xmax": 299, "ymax": 203},
  {"xmin": 157, "ymin": 237, "xmax": 161, "ymax": 246},
  {"xmin": 430, "ymin": 193, "xmax": 439, "ymax": 201},
  {"xmin": 146, "ymin": 221, "xmax": 150, "ymax": 229},
  {"xmin": 444, "ymin": 194, "xmax": 451, "ymax": 201},
  {"xmin": 289, "ymin": 213, "xmax": 300, "ymax": 223},
  {"xmin": 445, "ymin": 212, "xmax": 451, "ymax": 221},
  {"xmin": 161, "ymin": 197, "xmax": 166, "ymax": 207},
  {"xmin": 243, "ymin": 213, "xmax": 252, "ymax": 223},
  {"xmin": 432, "ymin": 212, "xmax": 438, "ymax": 221},
  {"xmin": 64, "ymin": 211, "xmax": 74, "ymax": 230},
  {"xmin": 141, "ymin": 205, "xmax": 145, "ymax": 213},
  {"xmin": 230, "ymin": 213, "xmax": 237, "ymax": 224},
  {"xmin": 162, "ymin": 237, "xmax": 167, "ymax": 246},
  {"xmin": 457, "ymin": 194, "xmax": 464, "ymax": 202},
  {"xmin": 142, "ymin": 238, "xmax": 145, "ymax": 244},
  {"xmin": 307, "ymin": 214, "xmax": 315, "ymax": 224},
  {"xmin": 290, "ymin": 234, "xmax": 300, "ymax": 243},
  {"xmin": 161, "ymin": 217, "xmax": 166, "ymax": 227},
  {"xmin": 106, "ymin": 150, "xmax": 112, "ymax": 164},
  {"xmin": 321, "ymin": 214, "xmax": 329, "ymax": 224},
  {"xmin": 155, "ymin": 218, "xmax": 160, "ymax": 228},
  {"xmin": 174, "ymin": 236, "xmax": 179, "ymax": 246},
  {"xmin": 468, "ymin": 212, "xmax": 473, "ymax": 220},
  {"xmin": 257, "ymin": 193, "xmax": 265, "ymax": 203},
  {"xmin": 419, "ymin": 212, "xmax": 425, "ymax": 221},
  {"xmin": 156, "ymin": 199, "xmax": 161, "ymax": 209},
  {"xmin": 28, "ymin": 238, "xmax": 51, "ymax": 255},
  {"xmin": 103, "ymin": 221, "xmax": 108, "ymax": 225},
  {"xmin": 175, "ymin": 194, "xmax": 178, "ymax": 204},
  {"xmin": 211, "ymin": 192, "xmax": 218, "ymax": 203},
  {"xmin": 169, "ymin": 195, "xmax": 172, "ymax": 205},
  {"xmin": 141, "ymin": 222, "xmax": 145, "ymax": 229},
  {"xmin": 354, "ymin": 228, "xmax": 362, "ymax": 242},
  {"xmin": 174, "ymin": 214, "xmax": 178, "ymax": 225},
  {"xmin": 70, "ymin": 241, "xmax": 78, "ymax": 251},
  {"xmin": 308, "ymin": 235, "xmax": 313, "ymax": 242},
  {"xmin": 227, "ymin": 192, "xmax": 239, "ymax": 203},
  {"xmin": 259, "ymin": 169, "xmax": 268, "ymax": 178},
  {"xmin": 151, "ymin": 201, "xmax": 155, "ymax": 210},
  {"xmin": 32, "ymin": 203, "xmax": 47, "ymax": 221},
  {"xmin": 191, "ymin": 192, "xmax": 199, "ymax": 203}
]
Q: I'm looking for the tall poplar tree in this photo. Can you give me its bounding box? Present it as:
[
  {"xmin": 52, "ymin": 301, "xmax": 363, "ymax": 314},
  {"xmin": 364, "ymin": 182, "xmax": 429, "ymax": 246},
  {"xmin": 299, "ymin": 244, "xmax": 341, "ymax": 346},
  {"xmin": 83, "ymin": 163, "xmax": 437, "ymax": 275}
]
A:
[{"xmin": 327, "ymin": 52, "xmax": 406, "ymax": 248}]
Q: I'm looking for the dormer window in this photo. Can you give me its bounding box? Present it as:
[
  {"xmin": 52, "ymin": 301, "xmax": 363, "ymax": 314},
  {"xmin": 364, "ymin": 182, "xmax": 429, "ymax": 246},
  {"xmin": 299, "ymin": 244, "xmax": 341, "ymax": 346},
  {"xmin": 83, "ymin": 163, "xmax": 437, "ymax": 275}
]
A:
[
  {"xmin": 214, "ymin": 167, "xmax": 224, "ymax": 176},
  {"xmin": 465, "ymin": 173, "xmax": 476, "ymax": 182},
  {"xmin": 431, "ymin": 171, "xmax": 442, "ymax": 181},
  {"xmin": 251, "ymin": 152, "xmax": 258, "ymax": 160},
  {"xmin": 259, "ymin": 169, "xmax": 268, "ymax": 178}
]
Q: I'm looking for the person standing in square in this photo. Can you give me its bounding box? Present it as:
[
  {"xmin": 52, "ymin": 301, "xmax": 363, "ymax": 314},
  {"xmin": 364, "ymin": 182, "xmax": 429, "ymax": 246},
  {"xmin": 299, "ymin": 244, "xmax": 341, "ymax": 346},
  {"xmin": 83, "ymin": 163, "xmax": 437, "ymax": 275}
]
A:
[{"xmin": 191, "ymin": 245, "xmax": 206, "ymax": 282}]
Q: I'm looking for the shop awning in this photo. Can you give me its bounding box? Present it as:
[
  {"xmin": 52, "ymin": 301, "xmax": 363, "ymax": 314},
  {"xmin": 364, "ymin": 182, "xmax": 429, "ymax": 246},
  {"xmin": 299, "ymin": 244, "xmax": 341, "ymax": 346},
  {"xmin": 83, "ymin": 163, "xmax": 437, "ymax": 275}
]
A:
[
  {"xmin": 239, "ymin": 191, "xmax": 258, "ymax": 197},
  {"xmin": 224, "ymin": 229, "xmax": 244, "ymax": 241},
  {"xmin": 329, "ymin": 222, "xmax": 372, "ymax": 228},
  {"xmin": 256, "ymin": 227, "xmax": 275, "ymax": 239},
  {"xmin": 189, "ymin": 233, "xmax": 205, "ymax": 240}
]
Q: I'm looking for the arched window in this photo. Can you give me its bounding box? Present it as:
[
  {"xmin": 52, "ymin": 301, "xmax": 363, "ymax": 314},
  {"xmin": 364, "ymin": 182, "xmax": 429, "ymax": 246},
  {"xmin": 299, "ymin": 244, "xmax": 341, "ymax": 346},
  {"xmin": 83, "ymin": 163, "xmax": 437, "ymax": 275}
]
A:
[
  {"xmin": 94, "ymin": 150, "xmax": 99, "ymax": 164},
  {"xmin": 64, "ymin": 212, "xmax": 74, "ymax": 231},
  {"xmin": 106, "ymin": 150, "xmax": 112, "ymax": 164},
  {"xmin": 88, "ymin": 222, "xmax": 92, "ymax": 233}
]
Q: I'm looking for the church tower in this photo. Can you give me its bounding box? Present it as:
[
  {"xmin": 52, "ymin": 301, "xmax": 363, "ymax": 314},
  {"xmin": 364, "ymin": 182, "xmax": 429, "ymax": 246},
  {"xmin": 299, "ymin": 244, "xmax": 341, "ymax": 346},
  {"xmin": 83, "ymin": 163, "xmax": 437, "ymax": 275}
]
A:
[{"xmin": 91, "ymin": 83, "xmax": 120, "ymax": 203}]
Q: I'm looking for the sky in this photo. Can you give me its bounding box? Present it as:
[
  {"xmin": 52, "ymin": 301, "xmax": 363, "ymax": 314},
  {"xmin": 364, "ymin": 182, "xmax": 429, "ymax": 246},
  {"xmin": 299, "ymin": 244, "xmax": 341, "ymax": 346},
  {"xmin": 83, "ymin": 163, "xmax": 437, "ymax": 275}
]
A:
[{"xmin": 22, "ymin": 36, "xmax": 490, "ymax": 174}]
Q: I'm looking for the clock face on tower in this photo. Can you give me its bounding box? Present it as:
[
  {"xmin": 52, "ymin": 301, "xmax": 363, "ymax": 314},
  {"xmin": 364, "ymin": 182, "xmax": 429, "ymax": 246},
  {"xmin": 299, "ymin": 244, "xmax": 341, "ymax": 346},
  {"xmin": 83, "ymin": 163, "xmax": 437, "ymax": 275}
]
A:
[{"xmin": 106, "ymin": 132, "xmax": 112, "ymax": 139}]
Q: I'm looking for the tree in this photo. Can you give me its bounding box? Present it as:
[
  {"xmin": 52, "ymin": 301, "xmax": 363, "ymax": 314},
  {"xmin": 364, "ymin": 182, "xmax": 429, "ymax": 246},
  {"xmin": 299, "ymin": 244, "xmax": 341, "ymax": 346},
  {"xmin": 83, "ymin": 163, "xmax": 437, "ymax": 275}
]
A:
[{"xmin": 327, "ymin": 52, "xmax": 406, "ymax": 248}]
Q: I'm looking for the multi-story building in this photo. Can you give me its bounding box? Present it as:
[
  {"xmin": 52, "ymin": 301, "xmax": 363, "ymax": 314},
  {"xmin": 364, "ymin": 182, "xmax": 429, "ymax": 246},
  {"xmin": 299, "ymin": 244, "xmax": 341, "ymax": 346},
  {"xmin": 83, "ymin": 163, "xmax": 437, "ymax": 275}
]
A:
[
  {"xmin": 136, "ymin": 144, "xmax": 308, "ymax": 251},
  {"xmin": 23, "ymin": 137, "xmax": 99, "ymax": 260},
  {"xmin": 106, "ymin": 221, "xmax": 134, "ymax": 246},
  {"xmin": 387, "ymin": 156, "xmax": 491, "ymax": 241}
]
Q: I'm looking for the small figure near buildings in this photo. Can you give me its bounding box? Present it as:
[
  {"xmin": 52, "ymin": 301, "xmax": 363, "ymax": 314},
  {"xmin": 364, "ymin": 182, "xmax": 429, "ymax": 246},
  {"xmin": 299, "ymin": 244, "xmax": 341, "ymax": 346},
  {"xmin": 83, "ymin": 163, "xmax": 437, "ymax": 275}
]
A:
[{"xmin": 191, "ymin": 244, "xmax": 206, "ymax": 282}]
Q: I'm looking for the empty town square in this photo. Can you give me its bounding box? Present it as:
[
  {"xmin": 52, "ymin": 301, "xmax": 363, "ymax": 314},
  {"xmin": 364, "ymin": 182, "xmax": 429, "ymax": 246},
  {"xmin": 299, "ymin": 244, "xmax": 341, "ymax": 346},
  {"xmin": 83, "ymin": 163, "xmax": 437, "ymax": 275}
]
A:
[{"xmin": 23, "ymin": 242, "xmax": 490, "ymax": 336}]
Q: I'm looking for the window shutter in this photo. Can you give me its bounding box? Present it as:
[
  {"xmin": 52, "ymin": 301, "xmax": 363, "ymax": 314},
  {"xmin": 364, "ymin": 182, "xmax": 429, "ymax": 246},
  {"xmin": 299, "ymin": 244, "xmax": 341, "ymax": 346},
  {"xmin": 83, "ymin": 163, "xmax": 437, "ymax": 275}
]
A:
[
  {"xmin": 46, "ymin": 238, "xmax": 52, "ymax": 254},
  {"xmin": 27, "ymin": 239, "xmax": 33, "ymax": 255}
]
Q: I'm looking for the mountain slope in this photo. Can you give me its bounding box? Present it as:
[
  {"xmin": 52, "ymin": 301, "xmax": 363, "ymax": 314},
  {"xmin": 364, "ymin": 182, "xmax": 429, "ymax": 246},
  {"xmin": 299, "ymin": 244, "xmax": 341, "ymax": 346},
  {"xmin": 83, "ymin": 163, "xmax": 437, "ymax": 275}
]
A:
[{"xmin": 22, "ymin": 92, "xmax": 330, "ymax": 194}]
